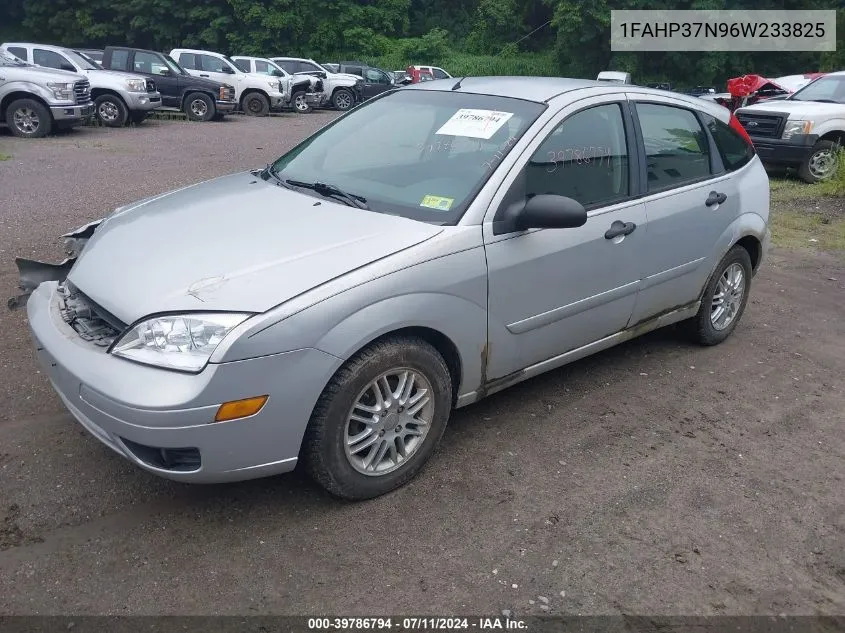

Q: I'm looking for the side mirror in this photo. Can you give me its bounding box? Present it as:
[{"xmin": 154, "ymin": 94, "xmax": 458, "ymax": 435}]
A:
[
  {"xmin": 159, "ymin": 68, "xmax": 171, "ymax": 76},
  {"xmin": 494, "ymin": 194, "xmax": 587, "ymax": 235},
  {"xmin": 271, "ymin": 69, "xmax": 284, "ymax": 77}
]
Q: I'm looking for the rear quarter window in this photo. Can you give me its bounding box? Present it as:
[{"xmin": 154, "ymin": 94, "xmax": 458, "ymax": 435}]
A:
[
  {"xmin": 705, "ymin": 115, "xmax": 755, "ymax": 172},
  {"xmin": 108, "ymin": 49, "xmax": 129, "ymax": 71}
]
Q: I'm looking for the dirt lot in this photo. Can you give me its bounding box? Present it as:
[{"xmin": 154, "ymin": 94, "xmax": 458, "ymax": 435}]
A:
[{"xmin": 0, "ymin": 116, "xmax": 843, "ymax": 617}]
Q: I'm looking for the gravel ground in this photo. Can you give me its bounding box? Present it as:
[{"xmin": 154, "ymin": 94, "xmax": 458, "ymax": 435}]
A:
[{"xmin": 0, "ymin": 116, "xmax": 843, "ymax": 617}]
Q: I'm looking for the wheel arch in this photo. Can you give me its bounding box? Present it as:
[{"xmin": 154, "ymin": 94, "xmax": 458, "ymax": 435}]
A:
[
  {"xmin": 91, "ymin": 88, "xmax": 126, "ymax": 104},
  {"xmin": 818, "ymin": 129, "xmax": 845, "ymax": 147},
  {"xmin": 1, "ymin": 91, "xmax": 50, "ymax": 119}
]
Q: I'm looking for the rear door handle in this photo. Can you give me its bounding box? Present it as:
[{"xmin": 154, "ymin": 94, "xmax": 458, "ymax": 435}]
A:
[
  {"xmin": 605, "ymin": 220, "xmax": 637, "ymax": 239},
  {"xmin": 705, "ymin": 191, "xmax": 727, "ymax": 207},
  {"xmin": 199, "ymin": 73, "xmax": 209, "ymax": 77}
]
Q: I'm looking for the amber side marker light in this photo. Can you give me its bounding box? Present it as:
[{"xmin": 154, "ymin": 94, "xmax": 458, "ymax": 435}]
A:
[{"xmin": 214, "ymin": 395, "xmax": 269, "ymax": 422}]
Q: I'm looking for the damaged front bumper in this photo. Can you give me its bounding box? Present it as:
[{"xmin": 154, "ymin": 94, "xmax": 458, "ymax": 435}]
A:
[{"xmin": 8, "ymin": 219, "xmax": 102, "ymax": 311}]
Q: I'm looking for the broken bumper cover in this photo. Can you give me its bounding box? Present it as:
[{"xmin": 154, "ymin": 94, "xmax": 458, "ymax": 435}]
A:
[
  {"xmin": 26, "ymin": 281, "xmax": 342, "ymax": 483},
  {"xmin": 8, "ymin": 219, "xmax": 102, "ymax": 311}
]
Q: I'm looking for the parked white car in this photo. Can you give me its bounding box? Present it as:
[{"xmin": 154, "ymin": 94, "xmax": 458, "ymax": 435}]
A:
[
  {"xmin": 736, "ymin": 71, "xmax": 845, "ymax": 183},
  {"xmin": 230, "ymin": 56, "xmax": 325, "ymax": 113},
  {"xmin": 270, "ymin": 57, "xmax": 363, "ymax": 111},
  {"xmin": 170, "ymin": 48, "xmax": 285, "ymax": 116},
  {"xmin": 408, "ymin": 65, "xmax": 452, "ymax": 80},
  {"xmin": 2, "ymin": 42, "xmax": 161, "ymax": 126}
]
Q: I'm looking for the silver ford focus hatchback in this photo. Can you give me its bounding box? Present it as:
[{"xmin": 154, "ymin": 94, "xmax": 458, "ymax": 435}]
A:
[{"xmin": 18, "ymin": 76, "xmax": 770, "ymax": 500}]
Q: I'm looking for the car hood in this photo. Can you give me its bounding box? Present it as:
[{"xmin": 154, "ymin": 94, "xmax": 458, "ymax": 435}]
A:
[
  {"xmin": 84, "ymin": 68, "xmax": 148, "ymax": 82},
  {"xmin": 738, "ymin": 99, "xmax": 845, "ymax": 117},
  {"xmin": 7, "ymin": 64, "xmax": 85, "ymax": 82},
  {"xmin": 67, "ymin": 172, "xmax": 443, "ymax": 323}
]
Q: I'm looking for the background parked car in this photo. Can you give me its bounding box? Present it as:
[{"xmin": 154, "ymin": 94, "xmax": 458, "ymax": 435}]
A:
[
  {"xmin": 101, "ymin": 47, "xmax": 236, "ymax": 121},
  {"xmin": 322, "ymin": 61, "xmax": 396, "ymax": 100},
  {"xmin": 407, "ymin": 64, "xmax": 451, "ymax": 80},
  {"xmin": 405, "ymin": 66, "xmax": 434, "ymax": 83},
  {"xmin": 270, "ymin": 57, "xmax": 363, "ymax": 111},
  {"xmin": 0, "ymin": 48, "xmax": 92, "ymax": 138},
  {"xmin": 170, "ymin": 48, "xmax": 286, "ymax": 116},
  {"xmin": 231, "ymin": 55, "xmax": 324, "ymax": 113},
  {"xmin": 2, "ymin": 42, "xmax": 161, "ymax": 127},
  {"xmin": 76, "ymin": 49, "xmax": 103, "ymax": 64}
]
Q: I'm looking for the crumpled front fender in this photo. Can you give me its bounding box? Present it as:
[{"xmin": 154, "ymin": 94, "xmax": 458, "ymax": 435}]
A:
[{"xmin": 7, "ymin": 219, "xmax": 102, "ymax": 311}]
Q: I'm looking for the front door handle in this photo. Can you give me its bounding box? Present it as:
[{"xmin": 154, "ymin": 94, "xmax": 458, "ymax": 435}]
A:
[
  {"xmin": 199, "ymin": 73, "xmax": 209, "ymax": 77},
  {"xmin": 605, "ymin": 220, "xmax": 637, "ymax": 240},
  {"xmin": 705, "ymin": 191, "xmax": 727, "ymax": 206}
]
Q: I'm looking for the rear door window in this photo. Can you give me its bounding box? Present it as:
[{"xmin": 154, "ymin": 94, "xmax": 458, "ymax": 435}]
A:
[
  {"xmin": 636, "ymin": 103, "xmax": 712, "ymax": 192},
  {"xmin": 108, "ymin": 49, "xmax": 129, "ymax": 71},
  {"xmin": 7, "ymin": 46, "xmax": 27, "ymax": 61}
]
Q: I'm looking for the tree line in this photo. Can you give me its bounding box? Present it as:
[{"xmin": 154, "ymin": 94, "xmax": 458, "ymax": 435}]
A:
[{"xmin": 1, "ymin": 0, "xmax": 843, "ymax": 89}]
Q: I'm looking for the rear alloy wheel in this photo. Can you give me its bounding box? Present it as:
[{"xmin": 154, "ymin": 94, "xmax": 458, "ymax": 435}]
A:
[
  {"xmin": 292, "ymin": 91, "xmax": 312, "ymax": 113},
  {"xmin": 685, "ymin": 245, "xmax": 753, "ymax": 346},
  {"xmin": 184, "ymin": 92, "xmax": 215, "ymax": 122},
  {"xmin": 242, "ymin": 92, "xmax": 270, "ymax": 116},
  {"xmin": 302, "ymin": 336, "xmax": 453, "ymax": 500},
  {"xmin": 799, "ymin": 140, "xmax": 840, "ymax": 183},
  {"xmin": 94, "ymin": 94, "xmax": 128, "ymax": 127},
  {"xmin": 6, "ymin": 98, "xmax": 52, "ymax": 138},
  {"xmin": 331, "ymin": 88, "xmax": 354, "ymax": 111}
]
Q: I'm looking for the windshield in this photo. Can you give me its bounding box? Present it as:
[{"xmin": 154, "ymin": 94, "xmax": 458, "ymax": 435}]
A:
[
  {"xmin": 162, "ymin": 53, "xmax": 187, "ymax": 75},
  {"xmin": 0, "ymin": 49, "xmax": 28, "ymax": 66},
  {"xmin": 64, "ymin": 49, "xmax": 99, "ymax": 70},
  {"xmin": 222, "ymin": 55, "xmax": 242, "ymax": 72},
  {"xmin": 269, "ymin": 89, "xmax": 545, "ymax": 224},
  {"xmin": 790, "ymin": 75, "xmax": 845, "ymax": 103}
]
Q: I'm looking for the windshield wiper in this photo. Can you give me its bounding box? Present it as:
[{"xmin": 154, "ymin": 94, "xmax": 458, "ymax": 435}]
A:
[{"xmin": 285, "ymin": 179, "xmax": 369, "ymax": 209}]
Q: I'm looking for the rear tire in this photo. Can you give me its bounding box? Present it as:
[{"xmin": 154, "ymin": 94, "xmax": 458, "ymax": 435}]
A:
[
  {"xmin": 684, "ymin": 245, "xmax": 753, "ymax": 346},
  {"xmin": 5, "ymin": 98, "xmax": 52, "ymax": 138},
  {"xmin": 242, "ymin": 92, "xmax": 270, "ymax": 116},
  {"xmin": 94, "ymin": 94, "xmax": 129, "ymax": 127},
  {"xmin": 183, "ymin": 92, "xmax": 215, "ymax": 122},
  {"xmin": 302, "ymin": 336, "xmax": 453, "ymax": 500},
  {"xmin": 331, "ymin": 88, "xmax": 354, "ymax": 111},
  {"xmin": 798, "ymin": 140, "xmax": 840, "ymax": 183},
  {"xmin": 292, "ymin": 91, "xmax": 312, "ymax": 113}
]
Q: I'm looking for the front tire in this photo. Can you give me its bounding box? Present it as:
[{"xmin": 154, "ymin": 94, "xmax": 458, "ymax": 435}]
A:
[
  {"xmin": 331, "ymin": 88, "xmax": 354, "ymax": 111},
  {"xmin": 302, "ymin": 336, "xmax": 453, "ymax": 500},
  {"xmin": 242, "ymin": 92, "xmax": 270, "ymax": 116},
  {"xmin": 685, "ymin": 245, "xmax": 753, "ymax": 346},
  {"xmin": 798, "ymin": 140, "xmax": 840, "ymax": 183},
  {"xmin": 5, "ymin": 98, "xmax": 52, "ymax": 138},
  {"xmin": 292, "ymin": 91, "xmax": 312, "ymax": 113},
  {"xmin": 94, "ymin": 94, "xmax": 128, "ymax": 127},
  {"xmin": 183, "ymin": 92, "xmax": 215, "ymax": 122}
]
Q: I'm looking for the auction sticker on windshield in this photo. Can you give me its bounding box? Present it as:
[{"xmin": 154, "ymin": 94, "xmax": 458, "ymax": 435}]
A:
[
  {"xmin": 436, "ymin": 109, "xmax": 514, "ymax": 139},
  {"xmin": 420, "ymin": 195, "xmax": 454, "ymax": 211}
]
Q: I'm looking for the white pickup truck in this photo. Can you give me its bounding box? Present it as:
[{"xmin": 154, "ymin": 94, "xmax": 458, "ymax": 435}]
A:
[
  {"xmin": 736, "ymin": 71, "xmax": 845, "ymax": 183},
  {"xmin": 230, "ymin": 56, "xmax": 323, "ymax": 113},
  {"xmin": 170, "ymin": 48, "xmax": 286, "ymax": 116},
  {"xmin": 271, "ymin": 57, "xmax": 363, "ymax": 111}
]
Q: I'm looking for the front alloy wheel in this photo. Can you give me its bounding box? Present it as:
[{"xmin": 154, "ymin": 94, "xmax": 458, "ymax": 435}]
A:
[
  {"xmin": 344, "ymin": 369, "xmax": 434, "ymax": 475},
  {"xmin": 302, "ymin": 335, "xmax": 453, "ymax": 500},
  {"xmin": 13, "ymin": 106, "xmax": 40, "ymax": 135}
]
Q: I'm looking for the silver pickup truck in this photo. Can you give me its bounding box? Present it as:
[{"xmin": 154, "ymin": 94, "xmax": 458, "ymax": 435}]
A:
[
  {"xmin": 0, "ymin": 49, "xmax": 93, "ymax": 138},
  {"xmin": 2, "ymin": 43, "xmax": 161, "ymax": 126}
]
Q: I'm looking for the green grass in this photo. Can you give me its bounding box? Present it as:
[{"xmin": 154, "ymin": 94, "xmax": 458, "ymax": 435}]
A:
[
  {"xmin": 0, "ymin": 152, "xmax": 11, "ymax": 161},
  {"xmin": 769, "ymin": 167, "xmax": 845, "ymax": 255}
]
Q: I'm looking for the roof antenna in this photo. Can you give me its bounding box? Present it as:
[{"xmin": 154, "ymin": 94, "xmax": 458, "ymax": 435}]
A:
[{"xmin": 450, "ymin": 19, "xmax": 551, "ymax": 91}]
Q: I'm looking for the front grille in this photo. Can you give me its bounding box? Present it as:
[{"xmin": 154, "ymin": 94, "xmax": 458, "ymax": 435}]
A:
[
  {"xmin": 73, "ymin": 79, "xmax": 91, "ymax": 104},
  {"xmin": 145, "ymin": 78, "xmax": 156, "ymax": 93},
  {"xmin": 736, "ymin": 111, "xmax": 786, "ymax": 139},
  {"xmin": 57, "ymin": 281, "xmax": 125, "ymax": 348}
]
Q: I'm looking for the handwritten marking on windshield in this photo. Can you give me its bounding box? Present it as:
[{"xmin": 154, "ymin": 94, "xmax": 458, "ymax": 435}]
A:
[
  {"xmin": 482, "ymin": 136, "xmax": 519, "ymax": 171},
  {"xmin": 545, "ymin": 146, "xmax": 613, "ymax": 173}
]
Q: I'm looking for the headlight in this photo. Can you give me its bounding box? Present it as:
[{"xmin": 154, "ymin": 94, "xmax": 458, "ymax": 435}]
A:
[
  {"xmin": 46, "ymin": 81, "xmax": 74, "ymax": 100},
  {"xmin": 125, "ymin": 78, "xmax": 146, "ymax": 92},
  {"xmin": 782, "ymin": 120, "xmax": 813, "ymax": 140},
  {"xmin": 111, "ymin": 312, "xmax": 252, "ymax": 372}
]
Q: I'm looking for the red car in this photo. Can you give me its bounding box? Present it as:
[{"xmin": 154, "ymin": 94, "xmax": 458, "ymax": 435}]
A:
[
  {"xmin": 707, "ymin": 72, "xmax": 825, "ymax": 112},
  {"xmin": 405, "ymin": 66, "xmax": 435, "ymax": 83}
]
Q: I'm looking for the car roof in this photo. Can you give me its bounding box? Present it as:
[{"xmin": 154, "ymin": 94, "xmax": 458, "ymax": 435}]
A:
[
  {"xmin": 3, "ymin": 42, "xmax": 70, "ymax": 51},
  {"xmin": 405, "ymin": 76, "xmax": 731, "ymax": 118}
]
